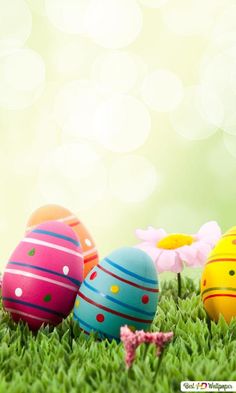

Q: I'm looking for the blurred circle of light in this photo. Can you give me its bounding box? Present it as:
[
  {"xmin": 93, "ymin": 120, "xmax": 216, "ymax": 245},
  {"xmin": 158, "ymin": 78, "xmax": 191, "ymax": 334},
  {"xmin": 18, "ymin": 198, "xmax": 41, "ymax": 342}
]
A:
[
  {"xmin": 200, "ymin": 50, "xmax": 236, "ymax": 96},
  {"xmin": 141, "ymin": 69, "xmax": 183, "ymax": 112},
  {"xmin": 52, "ymin": 40, "xmax": 98, "ymax": 78},
  {"xmin": 138, "ymin": 0, "xmax": 169, "ymax": 8},
  {"xmin": 211, "ymin": 5, "xmax": 236, "ymax": 50},
  {"xmin": 200, "ymin": 48, "xmax": 236, "ymax": 135},
  {"xmin": 154, "ymin": 203, "xmax": 214, "ymax": 233},
  {"xmin": 45, "ymin": 0, "xmax": 89, "ymax": 35},
  {"xmin": 37, "ymin": 143, "xmax": 108, "ymax": 212},
  {"xmin": 54, "ymin": 80, "xmax": 103, "ymax": 141},
  {"xmin": 91, "ymin": 51, "xmax": 147, "ymax": 94},
  {"xmin": 26, "ymin": 0, "xmax": 46, "ymax": 16},
  {"xmin": 93, "ymin": 94, "xmax": 151, "ymax": 153},
  {"xmin": 84, "ymin": 0, "xmax": 143, "ymax": 49},
  {"xmin": 170, "ymin": 86, "xmax": 223, "ymax": 140},
  {"xmin": 208, "ymin": 141, "xmax": 236, "ymax": 181},
  {"xmin": 162, "ymin": 0, "xmax": 220, "ymax": 36},
  {"xmin": 109, "ymin": 155, "xmax": 158, "ymax": 203},
  {"xmin": 223, "ymin": 133, "xmax": 236, "ymax": 159},
  {"xmin": 0, "ymin": 48, "xmax": 45, "ymax": 109},
  {"xmin": 0, "ymin": 0, "xmax": 32, "ymax": 54}
]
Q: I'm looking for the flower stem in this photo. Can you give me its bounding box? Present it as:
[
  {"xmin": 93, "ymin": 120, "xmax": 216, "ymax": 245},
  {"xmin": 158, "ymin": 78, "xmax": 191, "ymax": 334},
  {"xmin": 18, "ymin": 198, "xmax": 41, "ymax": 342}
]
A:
[
  {"xmin": 142, "ymin": 343, "xmax": 149, "ymax": 360},
  {"xmin": 153, "ymin": 348, "xmax": 165, "ymax": 381},
  {"xmin": 177, "ymin": 273, "xmax": 182, "ymax": 298}
]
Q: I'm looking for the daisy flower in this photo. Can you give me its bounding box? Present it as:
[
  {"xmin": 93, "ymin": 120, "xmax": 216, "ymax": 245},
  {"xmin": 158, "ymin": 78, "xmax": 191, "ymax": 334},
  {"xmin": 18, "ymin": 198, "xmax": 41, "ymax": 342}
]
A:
[{"xmin": 135, "ymin": 221, "xmax": 221, "ymax": 297}]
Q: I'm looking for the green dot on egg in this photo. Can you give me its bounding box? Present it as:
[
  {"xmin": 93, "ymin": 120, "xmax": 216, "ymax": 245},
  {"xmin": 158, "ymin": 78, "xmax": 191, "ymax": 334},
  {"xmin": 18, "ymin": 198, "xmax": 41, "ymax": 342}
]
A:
[
  {"xmin": 28, "ymin": 248, "xmax": 36, "ymax": 256},
  {"xmin": 44, "ymin": 294, "xmax": 52, "ymax": 302}
]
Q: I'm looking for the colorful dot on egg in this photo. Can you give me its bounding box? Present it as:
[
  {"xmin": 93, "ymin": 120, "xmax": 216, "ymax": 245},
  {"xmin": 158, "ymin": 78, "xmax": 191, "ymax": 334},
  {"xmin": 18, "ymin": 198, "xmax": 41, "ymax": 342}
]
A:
[
  {"xmin": 142, "ymin": 295, "xmax": 149, "ymax": 304},
  {"xmin": 28, "ymin": 248, "xmax": 36, "ymax": 256},
  {"xmin": 85, "ymin": 238, "xmax": 92, "ymax": 247},
  {"xmin": 90, "ymin": 271, "xmax": 97, "ymax": 280},
  {"xmin": 229, "ymin": 270, "xmax": 235, "ymax": 276},
  {"xmin": 203, "ymin": 279, "xmax": 206, "ymax": 286},
  {"xmin": 44, "ymin": 294, "xmax": 52, "ymax": 302},
  {"xmin": 232, "ymin": 240, "xmax": 236, "ymax": 245},
  {"xmin": 110, "ymin": 285, "xmax": 120, "ymax": 294},
  {"xmin": 15, "ymin": 288, "xmax": 23, "ymax": 297},
  {"xmin": 63, "ymin": 265, "xmax": 69, "ymax": 275},
  {"xmin": 96, "ymin": 314, "xmax": 104, "ymax": 323},
  {"xmin": 75, "ymin": 299, "xmax": 80, "ymax": 308}
]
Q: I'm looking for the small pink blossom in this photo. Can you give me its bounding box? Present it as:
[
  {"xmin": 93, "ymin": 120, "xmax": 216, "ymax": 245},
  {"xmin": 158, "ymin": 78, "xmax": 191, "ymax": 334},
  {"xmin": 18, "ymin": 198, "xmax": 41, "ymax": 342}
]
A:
[
  {"xmin": 135, "ymin": 221, "xmax": 221, "ymax": 273},
  {"xmin": 120, "ymin": 325, "xmax": 173, "ymax": 368}
]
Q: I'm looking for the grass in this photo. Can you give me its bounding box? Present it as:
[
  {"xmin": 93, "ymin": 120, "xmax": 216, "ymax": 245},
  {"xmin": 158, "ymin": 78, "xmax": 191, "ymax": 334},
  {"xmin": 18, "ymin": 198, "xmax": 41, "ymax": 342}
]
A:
[{"xmin": 0, "ymin": 277, "xmax": 236, "ymax": 393}]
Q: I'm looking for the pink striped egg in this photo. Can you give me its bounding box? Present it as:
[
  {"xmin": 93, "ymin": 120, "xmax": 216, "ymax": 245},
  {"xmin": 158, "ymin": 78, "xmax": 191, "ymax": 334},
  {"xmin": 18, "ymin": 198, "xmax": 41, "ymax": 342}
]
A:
[{"xmin": 2, "ymin": 221, "xmax": 84, "ymax": 330}]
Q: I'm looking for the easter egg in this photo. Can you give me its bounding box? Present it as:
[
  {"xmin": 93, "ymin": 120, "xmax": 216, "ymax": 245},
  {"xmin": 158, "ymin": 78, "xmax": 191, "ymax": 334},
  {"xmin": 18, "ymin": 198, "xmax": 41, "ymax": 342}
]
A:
[
  {"xmin": 26, "ymin": 204, "xmax": 99, "ymax": 278},
  {"xmin": 73, "ymin": 247, "xmax": 159, "ymax": 341},
  {"xmin": 2, "ymin": 221, "xmax": 83, "ymax": 330},
  {"xmin": 201, "ymin": 226, "xmax": 236, "ymax": 323}
]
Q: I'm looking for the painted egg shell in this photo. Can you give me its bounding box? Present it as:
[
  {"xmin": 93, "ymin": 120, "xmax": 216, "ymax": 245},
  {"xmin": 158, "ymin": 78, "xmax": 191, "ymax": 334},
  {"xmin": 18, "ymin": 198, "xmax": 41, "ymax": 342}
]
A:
[
  {"xmin": 73, "ymin": 247, "xmax": 159, "ymax": 341},
  {"xmin": 201, "ymin": 226, "xmax": 236, "ymax": 323},
  {"xmin": 2, "ymin": 221, "xmax": 83, "ymax": 330},
  {"xmin": 26, "ymin": 204, "xmax": 98, "ymax": 278}
]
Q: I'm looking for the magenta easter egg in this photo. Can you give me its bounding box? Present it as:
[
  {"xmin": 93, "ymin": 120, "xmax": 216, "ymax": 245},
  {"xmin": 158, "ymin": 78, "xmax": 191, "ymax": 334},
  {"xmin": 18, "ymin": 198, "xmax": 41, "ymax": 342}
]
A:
[{"xmin": 2, "ymin": 221, "xmax": 84, "ymax": 330}]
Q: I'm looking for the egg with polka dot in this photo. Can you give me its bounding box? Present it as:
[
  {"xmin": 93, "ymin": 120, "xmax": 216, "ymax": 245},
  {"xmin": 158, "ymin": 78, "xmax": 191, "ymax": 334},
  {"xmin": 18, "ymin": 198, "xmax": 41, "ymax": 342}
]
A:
[
  {"xmin": 73, "ymin": 247, "xmax": 159, "ymax": 341},
  {"xmin": 26, "ymin": 204, "xmax": 99, "ymax": 278},
  {"xmin": 201, "ymin": 226, "xmax": 236, "ymax": 323},
  {"xmin": 2, "ymin": 221, "xmax": 83, "ymax": 330}
]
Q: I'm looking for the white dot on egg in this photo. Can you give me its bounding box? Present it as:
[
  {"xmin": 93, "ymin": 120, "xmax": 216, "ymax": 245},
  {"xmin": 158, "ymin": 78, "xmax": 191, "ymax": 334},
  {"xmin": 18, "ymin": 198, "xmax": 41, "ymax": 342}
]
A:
[
  {"xmin": 15, "ymin": 288, "xmax": 23, "ymax": 297},
  {"xmin": 85, "ymin": 238, "xmax": 92, "ymax": 247},
  {"xmin": 93, "ymin": 94, "xmax": 151, "ymax": 153},
  {"xmin": 63, "ymin": 266, "xmax": 69, "ymax": 275},
  {"xmin": 84, "ymin": 0, "xmax": 143, "ymax": 49},
  {"xmin": 0, "ymin": 0, "xmax": 32, "ymax": 53},
  {"xmin": 141, "ymin": 69, "xmax": 183, "ymax": 112},
  {"xmin": 109, "ymin": 155, "xmax": 159, "ymax": 203}
]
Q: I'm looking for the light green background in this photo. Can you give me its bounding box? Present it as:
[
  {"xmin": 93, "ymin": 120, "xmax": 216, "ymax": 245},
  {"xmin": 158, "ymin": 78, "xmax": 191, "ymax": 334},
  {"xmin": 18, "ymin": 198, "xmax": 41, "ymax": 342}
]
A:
[{"xmin": 0, "ymin": 0, "xmax": 235, "ymax": 282}]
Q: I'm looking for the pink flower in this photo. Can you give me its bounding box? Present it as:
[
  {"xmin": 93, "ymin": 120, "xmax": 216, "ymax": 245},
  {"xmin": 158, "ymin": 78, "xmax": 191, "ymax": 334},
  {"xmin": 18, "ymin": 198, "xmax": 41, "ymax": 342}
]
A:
[
  {"xmin": 120, "ymin": 325, "xmax": 173, "ymax": 368},
  {"xmin": 135, "ymin": 221, "xmax": 221, "ymax": 273}
]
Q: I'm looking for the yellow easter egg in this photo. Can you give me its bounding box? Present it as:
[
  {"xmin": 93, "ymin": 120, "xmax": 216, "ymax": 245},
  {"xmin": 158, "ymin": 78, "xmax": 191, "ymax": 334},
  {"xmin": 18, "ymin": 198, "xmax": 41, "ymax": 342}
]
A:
[{"xmin": 201, "ymin": 226, "xmax": 236, "ymax": 323}]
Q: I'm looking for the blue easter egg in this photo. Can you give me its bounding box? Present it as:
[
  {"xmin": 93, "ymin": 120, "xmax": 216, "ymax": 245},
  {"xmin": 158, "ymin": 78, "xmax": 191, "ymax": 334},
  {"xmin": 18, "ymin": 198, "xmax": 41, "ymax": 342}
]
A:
[{"xmin": 73, "ymin": 247, "xmax": 159, "ymax": 341}]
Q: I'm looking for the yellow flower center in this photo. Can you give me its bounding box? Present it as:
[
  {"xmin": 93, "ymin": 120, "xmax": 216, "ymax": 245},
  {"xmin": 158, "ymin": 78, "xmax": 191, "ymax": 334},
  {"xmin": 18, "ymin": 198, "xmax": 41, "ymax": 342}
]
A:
[{"xmin": 157, "ymin": 233, "xmax": 194, "ymax": 250}]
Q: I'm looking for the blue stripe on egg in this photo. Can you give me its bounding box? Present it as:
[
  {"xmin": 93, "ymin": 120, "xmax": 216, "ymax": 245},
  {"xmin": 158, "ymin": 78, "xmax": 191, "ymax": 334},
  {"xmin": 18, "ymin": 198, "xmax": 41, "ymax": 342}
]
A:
[
  {"xmin": 2, "ymin": 297, "xmax": 65, "ymax": 318},
  {"xmin": 104, "ymin": 257, "xmax": 158, "ymax": 284},
  {"xmin": 8, "ymin": 261, "xmax": 81, "ymax": 286},
  {"xmin": 74, "ymin": 295, "xmax": 151, "ymax": 338},
  {"xmin": 86, "ymin": 266, "xmax": 158, "ymax": 317},
  {"xmin": 83, "ymin": 280, "xmax": 156, "ymax": 317},
  {"xmin": 32, "ymin": 229, "xmax": 80, "ymax": 247}
]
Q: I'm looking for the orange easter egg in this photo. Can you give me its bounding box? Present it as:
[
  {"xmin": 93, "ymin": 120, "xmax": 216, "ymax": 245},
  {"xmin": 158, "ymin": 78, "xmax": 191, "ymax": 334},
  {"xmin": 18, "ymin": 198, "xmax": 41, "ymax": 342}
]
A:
[{"xmin": 26, "ymin": 205, "xmax": 99, "ymax": 278}]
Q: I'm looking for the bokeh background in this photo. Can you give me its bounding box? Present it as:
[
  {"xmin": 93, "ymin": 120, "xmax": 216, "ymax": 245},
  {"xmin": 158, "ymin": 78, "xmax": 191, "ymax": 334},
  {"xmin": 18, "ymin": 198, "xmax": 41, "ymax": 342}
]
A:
[{"xmin": 0, "ymin": 0, "xmax": 236, "ymax": 279}]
